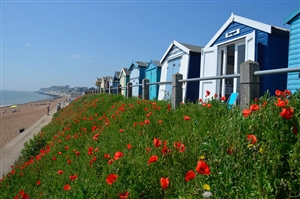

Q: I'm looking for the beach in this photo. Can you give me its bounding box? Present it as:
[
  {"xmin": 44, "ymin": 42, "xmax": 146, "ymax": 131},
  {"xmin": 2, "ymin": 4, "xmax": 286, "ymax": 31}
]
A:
[{"xmin": 0, "ymin": 96, "xmax": 68, "ymax": 148}]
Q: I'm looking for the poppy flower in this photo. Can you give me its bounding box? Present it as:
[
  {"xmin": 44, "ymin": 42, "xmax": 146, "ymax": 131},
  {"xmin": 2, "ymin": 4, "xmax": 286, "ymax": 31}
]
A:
[
  {"xmin": 284, "ymin": 89, "xmax": 292, "ymax": 95},
  {"xmin": 280, "ymin": 107, "xmax": 294, "ymax": 120},
  {"xmin": 158, "ymin": 120, "xmax": 162, "ymax": 124},
  {"xmin": 275, "ymin": 90, "xmax": 285, "ymax": 97},
  {"xmin": 118, "ymin": 191, "xmax": 129, "ymax": 199},
  {"xmin": 205, "ymin": 90, "xmax": 210, "ymax": 97},
  {"xmin": 227, "ymin": 147, "xmax": 234, "ymax": 155},
  {"xmin": 63, "ymin": 184, "xmax": 71, "ymax": 191},
  {"xmin": 104, "ymin": 154, "xmax": 110, "ymax": 159},
  {"xmin": 247, "ymin": 134, "xmax": 257, "ymax": 144},
  {"xmin": 275, "ymin": 98, "xmax": 288, "ymax": 107},
  {"xmin": 184, "ymin": 116, "xmax": 190, "ymax": 121},
  {"xmin": 144, "ymin": 120, "xmax": 150, "ymax": 124},
  {"xmin": 127, "ymin": 144, "xmax": 132, "ymax": 150},
  {"xmin": 67, "ymin": 159, "xmax": 72, "ymax": 164},
  {"xmin": 36, "ymin": 180, "xmax": 41, "ymax": 185},
  {"xmin": 242, "ymin": 109, "xmax": 251, "ymax": 118},
  {"xmin": 207, "ymin": 104, "xmax": 212, "ymax": 108},
  {"xmin": 249, "ymin": 104, "xmax": 260, "ymax": 111},
  {"xmin": 114, "ymin": 151, "xmax": 124, "ymax": 160},
  {"xmin": 69, "ymin": 174, "xmax": 78, "ymax": 181},
  {"xmin": 108, "ymin": 159, "xmax": 114, "ymax": 164},
  {"xmin": 185, "ymin": 170, "xmax": 196, "ymax": 182},
  {"xmin": 88, "ymin": 147, "xmax": 93, "ymax": 156},
  {"xmin": 106, "ymin": 174, "xmax": 118, "ymax": 185},
  {"xmin": 57, "ymin": 170, "xmax": 63, "ymax": 175},
  {"xmin": 196, "ymin": 160, "xmax": 211, "ymax": 175},
  {"xmin": 174, "ymin": 142, "xmax": 186, "ymax": 152},
  {"xmin": 119, "ymin": 129, "xmax": 124, "ymax": 133},
  {"xmin": 36, "ymin": 155, "xmax": 41, "ymax": 161},
  {"xmin": 221, "ymin": 96, "xmax": 226, "ymax": 101},
  {"xmin": 160, "ymin": 177, "xmax": 169, "ymax": 190},
  {"xmin": 52, "ymin": 156, "xmax": 57, "ymax": 161},
  {"xmin": 92, "ymin": 133, "xmax": 99, "ymax": 140},
  {"xmin": 148, "ymin": 155, "xmax": 158, "ymax": 165},
  {"xmin": 153, "ymin": 138, "xmax": 161, "ymax": 148}
]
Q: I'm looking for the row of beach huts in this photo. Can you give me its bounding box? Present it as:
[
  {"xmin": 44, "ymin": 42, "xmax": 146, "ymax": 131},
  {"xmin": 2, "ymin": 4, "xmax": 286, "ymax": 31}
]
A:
[{"xmin": 94, "ymin": 8, "xmax": 300, "ymax": 103}]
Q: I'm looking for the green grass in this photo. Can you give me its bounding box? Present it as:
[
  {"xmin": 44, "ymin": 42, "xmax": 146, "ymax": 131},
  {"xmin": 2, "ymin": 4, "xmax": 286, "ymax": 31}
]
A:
[{"xmin": 0, "ymin": 90, "xmax": 299, "ymax": 199}]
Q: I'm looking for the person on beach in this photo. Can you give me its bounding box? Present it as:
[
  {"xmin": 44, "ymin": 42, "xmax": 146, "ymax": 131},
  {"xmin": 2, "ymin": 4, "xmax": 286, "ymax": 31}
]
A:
[{"xmin": 47, "ymin": 103, "xmax": 50, "ymax": 115}]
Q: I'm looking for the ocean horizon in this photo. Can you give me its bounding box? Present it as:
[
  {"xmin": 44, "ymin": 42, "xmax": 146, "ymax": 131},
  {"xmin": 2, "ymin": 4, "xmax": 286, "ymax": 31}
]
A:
[{"xmin": 0, "ymin": 90, "xmax": 59, "ymax": 107}]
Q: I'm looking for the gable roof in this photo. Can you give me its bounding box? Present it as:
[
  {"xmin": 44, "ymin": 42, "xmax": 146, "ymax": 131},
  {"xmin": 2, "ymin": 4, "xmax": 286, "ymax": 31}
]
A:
[
  {"xmin": 114, "ymin": 71, "xmax": 120, "ymax": 78},
  {"xmin": 160, "ymin": 40, "xmax": 203, "ymax": 64},
  {"xmin": 206, "ymin": 13, "xmax": 289, "ymax": 47},
  {"xmin": 128, "ymin": 60, "xmax": 149, "ymax": 71},
  {"xmin": 284, "ymin": 6, "xmax": 300, "ymax": 24},
  {"xmin": 146, "ymin": 60, "xmax": 162, "ymax": 69},
  {"xmin": 119, "ymin": 68, "xmax": 130, "ymax": 78}
]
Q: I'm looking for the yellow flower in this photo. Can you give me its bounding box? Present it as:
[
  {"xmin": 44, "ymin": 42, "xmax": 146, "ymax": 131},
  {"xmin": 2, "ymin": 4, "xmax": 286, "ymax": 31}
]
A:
[
  {"xmin": 247, "ymin": 144, "xmax": 253, "ymax": 148},
  {"xmin": 200, "ymin": 155, "xmax": 205, "ymax": 160},
  {"xmin": 203, "ymin": 183, "xmax": 210, "ymax": 191},
  {"xmin": 259, "ymin": 148, "xmax": 263, "ymax": 154}
]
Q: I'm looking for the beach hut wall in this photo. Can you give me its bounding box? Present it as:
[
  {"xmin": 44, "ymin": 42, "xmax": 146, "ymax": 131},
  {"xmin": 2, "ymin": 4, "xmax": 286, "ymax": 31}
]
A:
[
  {"xmin": 119, "ymin": 68, "xmax": 130, "ymax": 96},
  {"xmin": 128, "ymin": 61, "xmax": 148, "ymax": 97},
  {"xmin": 145, "ymin": 60, "xmax": 162, "ymax": 100}
]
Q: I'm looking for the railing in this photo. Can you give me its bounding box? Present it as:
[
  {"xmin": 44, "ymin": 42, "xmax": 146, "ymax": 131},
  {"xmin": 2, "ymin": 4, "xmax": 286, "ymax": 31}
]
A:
[{"xmin": 87, "ymin": 60, "xmax": 300, "ymax": 109}]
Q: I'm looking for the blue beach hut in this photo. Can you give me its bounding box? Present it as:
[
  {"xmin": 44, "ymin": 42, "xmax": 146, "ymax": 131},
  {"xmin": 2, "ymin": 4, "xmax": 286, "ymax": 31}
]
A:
[
  {"xmin": 112, "ymin": 71, "xmax": 120, "ymax": 94},
  {"xmin": 145, "ymin": 60, "xmax": 162, "ymax": 100},
  {"xmin": 284, "ymin": 7, "xmax": 300, "ymax": 93},
  {"xmin": 199, "ymin": 13, "xmax": 289, "ymax": 100},
  {"xmin": 128, "ymin": 60, "xmax": 148, "ymax": 97},
  {"xmin": 158, "ymin": 40, "xmax": 202, "ymax": 102}
]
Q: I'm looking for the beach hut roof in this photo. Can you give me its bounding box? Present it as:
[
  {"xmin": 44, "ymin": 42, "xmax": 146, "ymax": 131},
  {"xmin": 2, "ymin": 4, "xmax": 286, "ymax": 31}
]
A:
[
  {"xmin": 160, "ymin": 40, "xmax": 203, "ymax": 64},
  {"xmin": 119, "ymin": 68, "xmax": 130, "ymax": 78},
  {"xmin": 206, "ymin": 13, "xmax": 289, "ymax": 47},
  {"xmin": 284, "ymin": 6, "xmax": 300, "ymax": 24},
  {"xmin": 151, "ymin": 60, "xmax": 162, "ymax": 67}
]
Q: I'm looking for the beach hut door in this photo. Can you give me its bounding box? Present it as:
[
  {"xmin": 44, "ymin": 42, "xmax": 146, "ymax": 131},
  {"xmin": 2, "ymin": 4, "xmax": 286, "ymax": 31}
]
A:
[
  {"xmin": 245, "ymin": 31, "xmax": 256, "ymax": 62},
  {"xmin": 199, "ymin": 45, "xmax": 218, "ymax": 100}
]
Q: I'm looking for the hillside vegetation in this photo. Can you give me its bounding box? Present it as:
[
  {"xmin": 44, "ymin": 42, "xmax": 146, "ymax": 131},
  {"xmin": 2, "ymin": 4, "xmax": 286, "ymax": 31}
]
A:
[{"xmin": 0, "ymin": 90, "xmax": 299, "ymax": 199}]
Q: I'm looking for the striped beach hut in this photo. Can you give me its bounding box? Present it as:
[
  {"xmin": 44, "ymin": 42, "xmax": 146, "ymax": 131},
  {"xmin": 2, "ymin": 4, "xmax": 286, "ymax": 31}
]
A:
[
  {"xmin": 199, "ymin": 13, "xmax": 289, "ymax": 101},
  {"xmin": 128, "ymin": 61, "xmax": 148, "ymax": 97},
  {"xmin": 284, "ymin": 7, "xmax": 300, "ymax": 93},
  {"xmin": 145, "ymin": 60, "xmax": 162, "ymax": 100},
  {"xmin": 119, "ymin": 68, "xmax": 130, "ymax": 96},
  {"xmin": 158, "ymin": 40, "xmax": 202, "ymax": 102}
]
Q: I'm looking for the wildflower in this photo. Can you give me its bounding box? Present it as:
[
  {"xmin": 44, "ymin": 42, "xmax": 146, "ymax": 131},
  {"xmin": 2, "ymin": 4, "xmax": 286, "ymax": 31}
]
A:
[
  {"xmin": 63, "ymin": 184, "xmax": 71, "ymax": 191},
  {"xmin": 174, "ymin": 142, "xmax": 186, "ymax": 152},
  {"xmin": 247, "ymin": 134, "xmax": 257, "ymax": 144},
  {"xmin": 92, "ymin": 133, "xmax": 100, "ymax": 140},
  {"xmin": 114, "ymin": 151, "xmax": 124, "ymax": 160},
  {"xmin": 88, "ymin": 147, "xmax": 93, "ymax": 156},
  {"xmin": 284, "ymin": 89, "xmax": 292, "ymax": 95},
  {"xmin": 127, "ymin": 144, "xmax": 132, "ymax": 150},
  {"xmin": 196, "ymin": 160, "xmax": 211, "ymax": 175},
  {"xmin": 185, "ymin": 170, "xmax": 196, "ymax": 182},
  {"xmin": 148, "ymin": 155, "xmax": 158, "ymax": 165},
  {"xmin": 207, "ymin": 104, "xmax": 212, "ymax": 108},
  {"xmin": 69, "ymin": 174, "xmax": 78, "ymax": 181},
  {"xmin": 199, "ymin": 98, "xmax": 203, "ymax": 103},
  {"xmin": 214, "ymin": 93, "xmax": 218, "ymax": 98},
  {"xmin": 106, "ymin": 174, "xmax": 118, "ymax": 185},
  {"xmin": 158, "ymin": 120, "xmax": 162, "ymax": 124},
  {"xmin": 67, "ymin": 159, "xmax": 72, "ymax": 164},
  {"xmin": 64, "ymin": 146, "xmax": 69, "ymax": 150},
  {"xmin": 200, "ymin": 155, "xmax": 205, "ymax": 160},
  {"xmin": 144, "ymin": 119, "xmax": 150, "ymax": 124},
  {"xmin": 57, "ymin": 170, "xmax": 63, "ymax": 175},
  {"xmin": 36, "ymin": 155, "xmax": 41, "ymax": 161},
  {"xmin": 242, "ymin": 109, "xmax": 251, "ymax": 118},
  {"xmin": 37, "ymin": 180, "xmax": 41, "ymax": 185},
  {"xmin": 221, "ymin": 96, "xmax": 226, "ymax": 101},
  {"xmin": 247, "ymin": 144, "xmax": 253, "ymax": 148},
  {"xmin": 275, "ymin": 90, "xmax": 285, "ymax": 97},
  {"xmin": 259, "ymin": 148, "xmax": 263, "ymax": 154},
  {"xmin": 58, "ymin": 151, "xmax": 62, "ymax": 155},
  {"xmin": 227, "ymin": 147, "xmax": 234, "ymax": 155},
  {"xmin": 119, "ymin": 129, "xmax": 124, "ymax": 133},
  {"xmin": 104, "ymin": 154, "xmax": 110, "ymax": 159},
  {"xmin": 275, "ymin": 98, "xmax": 288, "ymax": 107},
  {"xmin": 153, "ymin": 138, "xmax": 161, "ymax": 148},
  {"xmin": 203, "ymin": 184, "xmax": 210, "ymax": 190},
  {"xmin": 205, "ymin": 90, "xmax": 210, "ymax": 97},
  {"xmin": 280, "ymin": 107, "xmax": 294, "ymax": 120},
  {"xmin": 118, "ymin": 191, "xmax": 129, "ymax": 199},
  {"xmin": 184, "ymin": 115, "xmax": 190, "ymax": 121},
  {"xmin": 202, "ymin": 191, "xmax": 212, "ymax": 198},
  {"xmin": 293, "ymin": 125, "xmax": 298, "ymax": 135},
  {"xmin": 160, "ymin": 177, "xmax": 169, "ymax": 190},
  {"xmin": 249, "ymin": 104, "xmax": 260, "ymax": 111},
  {"xmin": 52, "ymin": 156, "xmax": 57, "ymax": 161},
  {"xmin": 108, "ymin": 159, "xmax": 114, "ymax": 164}
]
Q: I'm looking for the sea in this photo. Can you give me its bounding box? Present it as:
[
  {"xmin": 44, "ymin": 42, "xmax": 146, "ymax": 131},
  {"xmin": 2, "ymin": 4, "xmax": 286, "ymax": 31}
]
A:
[{"xmin": 0, "ymin": 90, "xmax": 58, "ymax": 107}]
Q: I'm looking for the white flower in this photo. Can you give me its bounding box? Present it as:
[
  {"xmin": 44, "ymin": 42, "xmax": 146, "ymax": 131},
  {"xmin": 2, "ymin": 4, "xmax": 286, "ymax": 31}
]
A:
[{"xmin": 202, "ymin": 191, "xmax": 212, "ymax": 198}]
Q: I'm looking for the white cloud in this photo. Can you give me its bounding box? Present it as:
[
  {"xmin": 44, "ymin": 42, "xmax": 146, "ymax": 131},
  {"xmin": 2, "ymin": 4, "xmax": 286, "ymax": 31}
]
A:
[
  {"xmin": 65, "ymin": 53, "xmax": 93, "ymax": 62},
  {"xmin": 25, "ymin": 43, "xmax": 31, "ymax": 47}
]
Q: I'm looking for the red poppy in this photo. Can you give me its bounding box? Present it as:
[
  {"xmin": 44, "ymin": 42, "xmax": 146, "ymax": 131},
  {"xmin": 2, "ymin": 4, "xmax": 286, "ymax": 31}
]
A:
[
  {"xmin": 52, "ymin": 156, "xmax": 57, "ymax": 161},
  {"xmin": 247, "ymin": 134, "xmax": 257, "ymax": 144},
  {"xmin": 64, "ymin": 146, "xmax": 69, "ymax": 150},
  {"xmin": 37, "ymin": 180, "xmax": 41, "ymax": 185},
  {"xmin": 205, "ymin": 90, "xmax": 210, "ymax": 97},
  {"xmin": 63, "ymin": 184, "xmax": 71, "ymax": 191},
  {"xmin": 69, "ymin": 174, "xmax": 78, "ymax": 181},
  {"xmin": 184, "ymin": 116, "xmax": 190, "ymax": 121},
  {"xmin": 174, "ymin": 142, "xmax": 186, "ymax": 152},
  {"xmin": 36, "ymin": 155, "xmax": 41, "ymax": 161},
  {"xmin": 108, "ymin": 159, "xmax": 114, "ymax": 164},
  {"xmin": 144, "ymin": 119, "xmax": 150, "ymax": 124},
  {"xmin": 88, "ymin": 147, "xmax": 93, "ymax": 156},
  {"xmin": 227, "ymin": 147, "xmax": 234, "ymax": 155},
  {"xmin": 153, "ymin": 138, "xmax": 161, "ymax": 148},
  {"xmin": 242, "ymin": 109, "xmax": 251, "ymax": 118},
  {"xmin": 57, "ymin": 170, "xmax": 63, "ymax": 175},
  {"xmin": 275, "ymin": 98, "xmax": 288, "ymax": 107},
  {"xmin": 221, "ymin": 96, "xmax": 226, "ymax": 101},
  {"xmin": 284, "ymin": 89, "xmax": 292, "ymax": 95},
  {"xmin": 207, "ymin": 104, "xmax": 212, "ymax": 108},
  {"xmin": 93, "ymin": 133, "xmax": 100, "ymax": 140},
  {"xmin": 293, "ymin": 125, "xmax": 298, "ymax": 135},
  {"xmin": 158, "ymin": 120, "xmax": 162, "ymax": 124},
  {"xmin": 196, "ymin": 160, "xmax": 211, "ymax": 175},
  {"xmin": 280, "ymin": 107, "xmax": 294, "ymax": 120},
  {"xmin": 119, "ymin": 129, "xmax": 124, "ymax": 133},
  {"xmin": 67, "ymin": 159, "xmax": 72, "ymax": 164},
  {"xmin": 114, "ymin": 151, "xmax": 124, "ymax": 160},
  {"xmin": 185, "ymin": 170, "xmax": 196, "ymax": 182},
  {"xmin": 249, "ymin": 104, "xmax": 260, "ymax": 111},
  {"xmin": 104, "ymin": 154, "xmax": 110, "ymax": 159},
  {"xmin": 160, "ymin": 177, "xmax": 169, "ymax": 190},
  {"xmin": 214, "ymin": 93, "xmax": 218, "ymax": 98},
  {"xmin": 275, "ymin": 90, "xmax": 285, "ymax": 97},
  {"xmin": 106, "ymin": 174, "xmax": 118, "ymax": 185},
  {"xmin": 127, "ymin": 144, "xmax": 132, "ymax": 150},
  {"xmin": 148, "ymin": 155, "xmax": 158, "ymax": 165},
  {"xmin": 118, "ymin": 191, "xmax": 129, "ymax": 199}
]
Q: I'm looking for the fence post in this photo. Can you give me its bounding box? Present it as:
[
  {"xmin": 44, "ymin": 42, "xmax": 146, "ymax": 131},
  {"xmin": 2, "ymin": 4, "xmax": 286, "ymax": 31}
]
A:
[
  {"xmin": 240, "ymin": 60, "xmax": 260, "ymax": 110},
  {"xmin": 172, "ymin": 73, "xmax": 183, "ymax": 109},
  {"xmin": 109, "ymin": 86, "xmax": 113, "ymax": 94},
  {"xmin": 142, "ymin": 78, "xmax": 149, "ymax": 100},
  {"xmin": 118, "ymin": 84, "xmax": 122, "ymax": 95},
  {"xmin": 127, "ymin": 82, "xmax": 132, "ymax": 98}
]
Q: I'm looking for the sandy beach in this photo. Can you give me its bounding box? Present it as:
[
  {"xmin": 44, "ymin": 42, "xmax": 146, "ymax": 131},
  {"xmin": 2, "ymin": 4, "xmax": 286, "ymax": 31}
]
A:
[{"xmin": 0, "ymin": 96, "xmax": 67, "ymax": 148}]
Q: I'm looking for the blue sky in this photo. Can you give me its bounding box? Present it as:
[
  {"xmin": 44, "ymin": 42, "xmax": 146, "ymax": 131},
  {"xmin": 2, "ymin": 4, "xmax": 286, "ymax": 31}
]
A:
[{"xmin": 1, "ymin": 0, "xmax": 299, "ymax": 91}]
